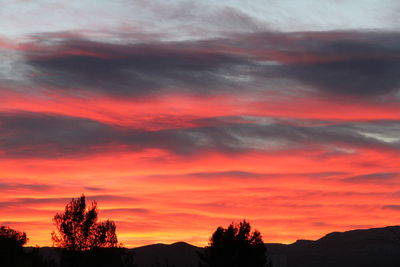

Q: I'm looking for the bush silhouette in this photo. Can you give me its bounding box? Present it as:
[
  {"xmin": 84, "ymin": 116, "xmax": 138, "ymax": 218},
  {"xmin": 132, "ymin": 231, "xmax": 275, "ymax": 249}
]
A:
[
  {"xmin": 0, "ymin": 225, "xmax": 28, "ymax": 248},
  {"xmin": 52, "ymin": 194, "xmax": 118, "ymax": 251},
  {"xmin": 0, "ymin": 226, "xmax": 52, "ymax": 267},
  {"xmin": 200, "ymin": 220, "xmax": 269, "ymax": 267},
  {"xmin": 0, "ymin": 225, "xmax": 28, "ymax": 266}
]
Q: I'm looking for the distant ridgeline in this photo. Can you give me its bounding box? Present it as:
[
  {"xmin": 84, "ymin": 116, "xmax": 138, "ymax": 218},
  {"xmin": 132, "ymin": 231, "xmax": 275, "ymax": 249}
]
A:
[
  {"xmin": 266, "ymin": 226, "xmax": 400, "ymax": 267},
  {"xmin": 23, "ymin": 226, "xmax": 400, "ymax": 267}
]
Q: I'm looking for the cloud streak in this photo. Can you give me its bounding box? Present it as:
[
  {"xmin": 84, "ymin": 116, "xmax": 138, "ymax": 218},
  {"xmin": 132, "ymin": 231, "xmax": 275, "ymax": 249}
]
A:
[
  {"xmin": 5, "ymin": 31, "xmax": 395, "ymax": 99},
  {"xmin": 0, "ymin": 182, "xmax": 53, "ymax": 191},
  {"xmin": 1, "ymin": 112, "xmax": 400, "ymax": 158}
]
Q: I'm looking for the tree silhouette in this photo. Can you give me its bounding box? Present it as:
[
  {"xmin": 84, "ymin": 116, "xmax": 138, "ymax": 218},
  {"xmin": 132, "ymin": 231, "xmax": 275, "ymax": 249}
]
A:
[
  {"xmin": 0, "ymin": 226, "xmax": 27, "ymax": 266},
  {"xmin": 0, "ymin": 225, "xmax": 28, "ymax": 248},
  {"xmin": 0, "ymin": 226, "xmax": 52, "ymax": 267},
  {"xmin": 51, "ymin": 194, "xmax": 118, "ymax": 251},
  {"xmin": 51, "ymin": 195, "xmax": 135, "ymax": 267},
  {"xmin": 200, "ymin": 220, "xmax": 270, "ymax": 267}
]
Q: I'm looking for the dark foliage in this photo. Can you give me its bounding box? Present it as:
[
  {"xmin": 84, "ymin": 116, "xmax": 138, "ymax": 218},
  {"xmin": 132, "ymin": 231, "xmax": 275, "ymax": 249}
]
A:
[
  {"xmin": 51, "ymin": 195, "xmax": 135, "ymax": 266},
  {"xmin": 199, "ymin": 220, "xmax": 269, "ymax": 267},
  {"xmin": 52, "ymin": 194, "xmax": 118, "ymax": 251},
  {"xmin": 59, "ymin": 247, "xmax": 135, "ymax": 267},
  {"xmin": 0, "ymin": 226, "xmax": 53, "ymax": 267},
  {"xmin": 0, "ymin": 225, "xmax": 27, "ymax": 266},
  {"xmin": 0, "ymin": 225, "xmax": 28, "ymax": 248}
]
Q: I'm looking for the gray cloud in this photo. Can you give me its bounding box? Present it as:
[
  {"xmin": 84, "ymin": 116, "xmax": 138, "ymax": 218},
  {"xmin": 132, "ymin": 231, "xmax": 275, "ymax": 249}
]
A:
[
  {"xmin": 18, "ymin": 31, "xmax": 400, "ymax": 98},
  {"xmin": 83, "ymin": 186, "xmax": 105, "ymax": 192},
  {"xmin": 101, "ymin": 208, "xmax": 149, "ymax": 214},
  {"xmin": 0, "ymin": 112, "xmax": 114, "ymax": 157},
  {"xmin": 0, "ymin": 195, "xmax": 138, "ymax": 209},
  {"xmin": 26, "ymin": 39, "xmax": 253, "ymax": 96},
  {"xmin": 382, "ymin": 205, "xmax": 400, "ymax": 210},
  {"xmin": 277, "ymin": 58, "xmax": 400, "ymax": 96},
  {"xmin": 150, "ymin": 170, "xmax": 349, "ymax": 180},
  {"xmin": 344, "ymin": 172, "xmax": 399, "ymax": 183},
  {"xmin": 252, "ymin": 31, "xmax": 400, "ymax": 97},
  {"xmin": 184, "ymin": 170, "xmax": 271, "ymax": 179},
  {"xmin": 0, "ymin": 182, "xmax": 53, "ymax": 191},
  {"xmin": 149, "ymin": 170, "xmax": 275, "ymax": 179},
  {"xmin": 1, "ymin": 112, "xmax": 400, "ymax": 158}
]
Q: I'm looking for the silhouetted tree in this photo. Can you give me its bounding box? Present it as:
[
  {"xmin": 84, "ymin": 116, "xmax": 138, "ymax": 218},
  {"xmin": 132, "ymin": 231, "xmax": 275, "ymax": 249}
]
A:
[
  {"xmin": 52, "ymin": 195, "xmax": 135, "ymax": 267},
  {"xmin": 52, "ymin": 194, "xmax": 118, "ymax": 251},
  {"xmin": 0, "ymin": 225, "xmax": 28, "ymax": 248},
  {"xmin": 199, "ymin": 220, "xmax": 270, "ymax": 267},
  {"xmin": 0, "ymin": 225, "xmax": 28, "ymax": 265},
  {"xmin": 0, "ymin": 226, "xmax": 52, "ymax": 267}
]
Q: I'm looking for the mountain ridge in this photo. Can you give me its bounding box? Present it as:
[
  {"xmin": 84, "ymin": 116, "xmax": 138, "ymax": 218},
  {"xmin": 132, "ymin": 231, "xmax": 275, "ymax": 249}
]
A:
[{"xmin": 26, "ymin": 225, "xmax": 400, "ymax": 267}]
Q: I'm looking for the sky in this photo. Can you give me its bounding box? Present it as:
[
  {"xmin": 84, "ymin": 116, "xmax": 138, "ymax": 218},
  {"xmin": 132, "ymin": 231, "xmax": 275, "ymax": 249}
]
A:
[{"xmin": 1, "ymin": 0, "xmax": 400, "ymax": 248}]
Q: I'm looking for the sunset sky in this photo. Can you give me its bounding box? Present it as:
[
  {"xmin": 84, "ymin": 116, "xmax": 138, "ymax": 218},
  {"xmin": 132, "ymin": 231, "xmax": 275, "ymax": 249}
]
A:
[{"xmin": 1, "ymin": 0, "xmax": 400, "ymax": 248}]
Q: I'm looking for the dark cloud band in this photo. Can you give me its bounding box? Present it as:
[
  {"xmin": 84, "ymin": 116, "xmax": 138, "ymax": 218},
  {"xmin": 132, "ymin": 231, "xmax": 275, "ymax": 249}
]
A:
[
  {"xmin": 18, "ymin": 31, "xmax": 400, "ymax": 98},
  {"xmin": 0, "ymin": 112, "xmax": 399, "ymax": 158}
]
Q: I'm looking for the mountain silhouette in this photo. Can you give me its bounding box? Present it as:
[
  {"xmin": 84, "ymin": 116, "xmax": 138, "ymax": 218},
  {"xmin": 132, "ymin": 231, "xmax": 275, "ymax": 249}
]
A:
[
  {"xmin": 25, "ymin": 226, "xmax": 400, "ymax": 267},
  {"xmin": 133, "ymin": 242, "xmax": 202, "ymax": 267},
  {"xmin": 267, "ymin": 225, "xmax": 400, "ymax": 267}
]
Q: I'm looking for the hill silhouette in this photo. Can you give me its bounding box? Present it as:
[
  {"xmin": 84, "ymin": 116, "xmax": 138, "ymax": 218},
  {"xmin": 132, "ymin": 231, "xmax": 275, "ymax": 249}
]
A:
[
  {"xmin": 129, "ymin": 226, "xmax": 400, "ymax": 267},
  {"xmin": 267, "ymin": 225, "xmax": 400, "ymax": 267},
  {"xmin": 25, "ymin": 226, "xmax": 400, "ymax": 267},
  {"xmin": 133, "ymin": 242, "xmax": 202, "ymax": 267}
]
